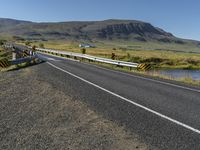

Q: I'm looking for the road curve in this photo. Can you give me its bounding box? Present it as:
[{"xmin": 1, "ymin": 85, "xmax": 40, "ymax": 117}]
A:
[{"xmin": 37, "ymin": 53, "xmax": 200, "ymax": 149}]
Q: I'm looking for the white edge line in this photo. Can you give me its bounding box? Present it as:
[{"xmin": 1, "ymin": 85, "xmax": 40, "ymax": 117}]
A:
[
  {"xmin": 37, "ymin": 51, "xmax": 80, "ymax": 62},
  {"xmin": 47, "ymin": 62, "xmax": 200, "ymax": 135}
]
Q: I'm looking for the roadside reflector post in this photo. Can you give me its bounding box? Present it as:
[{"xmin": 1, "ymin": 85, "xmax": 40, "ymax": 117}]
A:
[
  {"xmin": 11, "ymin": 47, "xmax": 17, "ymax": 60},
  {"xmin": 29, "ymin": 50, "xmax": 33, "ymax": 56},
  {"xmin": 12, "ymin": 52, "xmax": 17, "ymax": 60}
]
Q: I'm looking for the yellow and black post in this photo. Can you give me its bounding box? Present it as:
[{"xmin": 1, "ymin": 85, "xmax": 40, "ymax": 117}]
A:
[
  {"xmin": 0, "ymin": 58, "xmax": 10, "ymax": 68},
  {"xmin": 137, "ymin": 63, "xmax": 151, "ymax": 71}
]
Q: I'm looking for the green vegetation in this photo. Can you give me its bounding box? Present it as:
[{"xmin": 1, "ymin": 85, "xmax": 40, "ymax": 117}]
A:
[
  {"xmin": 0, "ymin": 46, "xmax": 3, "ymax": 52},
  {"xmin": 20, "ymin": 40, "xmax": 200, "ymax": 70},
  {"xmin": 0, "ymin": 39, "xmax": 6, "ymax": 46},
  {"xmin": 39, "ymin": 43, "xmax": 44, "ymax": 48},
  {"xmin": 25, "ymin": 41, "xmax": 31, "ymax": 46}
]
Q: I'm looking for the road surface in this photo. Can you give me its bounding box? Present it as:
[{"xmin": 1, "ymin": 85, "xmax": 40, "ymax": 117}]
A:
[{"xmin": 26, "ymin": 53, "xmax": 200, "ymax": 149}]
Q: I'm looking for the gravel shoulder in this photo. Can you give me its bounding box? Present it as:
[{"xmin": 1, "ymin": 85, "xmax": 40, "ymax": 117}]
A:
[{"xmin": 0, "ymin": 64, "xmax": 148, "ymax": 150}]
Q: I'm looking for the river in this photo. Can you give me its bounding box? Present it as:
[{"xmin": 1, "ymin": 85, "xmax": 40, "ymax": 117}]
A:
[{"xmin": 147, "ymin": 70, "xmax": 200, "ymax": 80}]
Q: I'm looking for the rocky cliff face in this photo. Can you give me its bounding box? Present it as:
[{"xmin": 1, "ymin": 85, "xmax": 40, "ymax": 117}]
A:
[{"xmin": 95, "ymin": 22, "xmax": 173, "ymax": 39}]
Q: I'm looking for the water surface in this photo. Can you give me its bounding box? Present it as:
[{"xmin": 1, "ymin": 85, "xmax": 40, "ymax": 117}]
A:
[{"xmin": 148, "ymin": 70, "xmax": 200, "ymax": 80}]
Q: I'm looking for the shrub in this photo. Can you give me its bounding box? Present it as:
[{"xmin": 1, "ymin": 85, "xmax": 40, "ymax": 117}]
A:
[
  {"xmin": 143, "ymin": 57, "xmax": 164, "ymax": 63},
  {"xmin": 127, "ymin": 53, "xmax": 131, "ymax": 59},
  {"xmin": 13, "ymin": 36, "xmax": 25, "ymax": 41},
  {"xmin": 39, "ymin": 43, "xmax": 44, "ymax": 48},
  {"xmin": 184, "ymin": 65, "xmax": 194, "ymax": 70},
  {"xmin": 0, "ymin": 42, "xmax": 3, "ymax": 46},
  {"xmin": 25, "ymin": 41, "xmax": 31, "ymax": 46},
  {"xmin": 111, "ymin": 53, "xmax": 115, "ymax": 60},
  {"xmin": 32, "ymin": 45, "xmax": 36, "ymax": 51},
  {"xmin": 186, "ymin": 58, "xmax": 199, "ymax": 65},
  {"xmin": 165, "ymin": 60, "xmax": 176, "ymax": 65},
  {"xmin": 130, "ymin": 56, "xmax": 142, "ymax": 63},
  {"xmin": 119, "ymin": 47, "xmax": 127, "ymax": 51},
  {"xmin": 81, "ymin": 48, "xmax": 86, "ymax": 54},
  {"xmin": 0, "ymin": 40, "xmax": 6, "ymax": 46}
]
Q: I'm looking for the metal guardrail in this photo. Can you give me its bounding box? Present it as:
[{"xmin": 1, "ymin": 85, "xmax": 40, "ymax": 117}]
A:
[
  {"xmin": 0, "ymin": 43, "xmax": 37, "ymax": 68},
  {"xmin": 10, "ymin": 57, "xmax": 36, "ymax": 65},
  {"xmin": 3, "ymin": 44, "xmax": 152, "ymax": 70},
  {"xmin": 0, "ymin": 57, "xmax": 36, "ymax": 68},
  {"xmin": 36, "ymin": 48, "xmax": 139, "ymax": 68}
]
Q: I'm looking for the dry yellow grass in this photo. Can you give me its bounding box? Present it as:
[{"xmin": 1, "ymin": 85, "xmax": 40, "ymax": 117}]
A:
[
  {"xmin": 22, "ymin": 41, "xmax": 200, "ymax": 58},
  {"xmin": 18, "ymin": 40, "xmax": 200, "ymax": 69}
]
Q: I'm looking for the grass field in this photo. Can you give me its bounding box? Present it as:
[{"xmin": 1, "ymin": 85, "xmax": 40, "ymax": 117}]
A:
[
  {"xmin": 19, "ymin": 40, "xmax": 200, "ymax": 70},
  {"xmin": 0, "ymin": 47, "xmax": 3, "ymax": 52}
]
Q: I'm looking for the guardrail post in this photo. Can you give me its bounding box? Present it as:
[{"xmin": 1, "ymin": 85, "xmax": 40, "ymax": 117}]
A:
[{"xmin": 12, "ymin": 45, "xmax": 17, "ymax": 60}]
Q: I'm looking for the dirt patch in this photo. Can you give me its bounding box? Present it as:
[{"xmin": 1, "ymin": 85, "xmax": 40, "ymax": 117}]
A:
[{"xmin": 0, "ymin": 65, "xmax": 148, "ymax": 150}]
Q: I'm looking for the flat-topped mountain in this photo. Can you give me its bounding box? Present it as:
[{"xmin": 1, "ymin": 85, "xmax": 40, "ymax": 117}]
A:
[{"xmin": 0, "ymin": 18, "xmax": 199, "ymax": 45}]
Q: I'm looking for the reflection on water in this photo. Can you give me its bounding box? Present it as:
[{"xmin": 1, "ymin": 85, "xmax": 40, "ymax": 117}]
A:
[{"xmin": 147, "ymin": 70, "xmax": 200, "ymax": 80}]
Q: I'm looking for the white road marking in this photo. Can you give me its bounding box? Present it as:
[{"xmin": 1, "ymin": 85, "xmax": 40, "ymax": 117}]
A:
[
  {"xmin": 47, "ymin": 58, "xmax": 58, "ymax": 61},
  {"xmin": 47, "ymin": 62, "xmax": 200, "ymax": 135},
  {"xmin": 37, "ymin": 54, "xmax": 60, "ymax": 61}
]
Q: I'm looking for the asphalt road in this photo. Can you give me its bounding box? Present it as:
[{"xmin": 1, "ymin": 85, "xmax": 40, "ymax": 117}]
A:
[
  {"xmin": 35, "ymin": 53, "xmax": 200, "ymax": 149},
  {"xmin": 1, "ymin": 62, "xmax": 149, "ymax": 150}
]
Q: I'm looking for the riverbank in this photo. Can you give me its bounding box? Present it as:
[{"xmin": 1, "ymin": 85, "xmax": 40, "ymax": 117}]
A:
[{"xmin": 77, "ymin": 60, "xmax": 200, "ymax": 86}]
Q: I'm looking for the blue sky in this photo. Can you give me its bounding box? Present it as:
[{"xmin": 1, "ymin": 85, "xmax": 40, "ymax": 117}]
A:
[{"xmin": 0, "ymin": 0, "xmax": 200, "ymax": 40}]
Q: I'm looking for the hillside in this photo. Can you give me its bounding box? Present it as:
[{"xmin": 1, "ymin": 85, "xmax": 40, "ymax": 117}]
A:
[
  {"xmin": 0, "ymin": 18, "xmax": 188, "ymax": 41},
  {"xmin": 0, "ymin": 18, "xmax": 200, "ymax": 52},
  {"xmin": 0, "ymin": 18, "xmax": 32, "ymax": 32}
]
